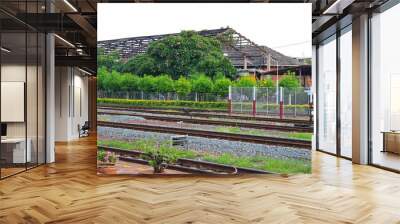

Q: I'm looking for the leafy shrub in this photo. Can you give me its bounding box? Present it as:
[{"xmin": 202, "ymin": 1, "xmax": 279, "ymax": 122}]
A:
[
  {"xmin": 97, "ymin": 149, "xmax": 117, "ymax": 163},
  {"xmin": 139, "ymin": 75, "xmax": 157, "ymax": 92},
  {"xmin": 121, "ymin": 73, "xmax": 140, "ymax": 91},
  {"xmin": 97, "ymin": 98, "xmax": 228, "ymax": 110},
  {"xmin": 190, "ymin": 74, "xmax": 214, "ymax": 93},
  {"xmin": 234, "ymin": 75, "xmax": 256, "ymax": 87},
  {"xmin": 141, "ymin": 144, "xmax": 176, "ymax": 173},
  {"xmin": 279, "ymin": 70, "xmax": 300, "ymax": 89},
  {"xmin": 257, "ymin": 77, "xmax": 275, "ymax": 88},
  {"xmin": 174, "ymin": 76, "xmax": 192, "ymax": 96},
  {"xmin": 213, "ymin": 76, "xmax": 231, "ymax": 96},
  {"xmin": 154, "ymin": 75, "xmax": 174, "ymax": 93},
  {"xmin": 97, "ymin": 98, "xmax": 310, "ymax": 111}
]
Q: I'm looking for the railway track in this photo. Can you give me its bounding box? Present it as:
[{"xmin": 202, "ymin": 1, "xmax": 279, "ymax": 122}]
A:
[
  {"xmin": 98, "ymin": 121, "xmax": 311, "ymax": 149},
  {"xmin": 98, "ymin": 105, "xmax": 313, "ymax": 125},
  {"xmin": 98, "ymin": 111, "xmax": 313, "ymax": 133},
  {"xmin": 99, "ymin": 146, "xmax": 274, "ymax": 174}
]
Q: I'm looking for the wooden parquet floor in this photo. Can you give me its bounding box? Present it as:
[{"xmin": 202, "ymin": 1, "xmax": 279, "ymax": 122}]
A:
[{"xmin": 1, "ymin": 135, "xmax": 400, "ymax": 224}]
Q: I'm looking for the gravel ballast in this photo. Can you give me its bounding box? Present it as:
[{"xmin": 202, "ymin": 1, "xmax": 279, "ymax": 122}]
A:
[
  {"xmin": 97, "ymin": 114, "xmax": 311, "ymax": 140},
  {"xmin": 98, "ymin": 126, "xmax": 311, "ymax": 161}
]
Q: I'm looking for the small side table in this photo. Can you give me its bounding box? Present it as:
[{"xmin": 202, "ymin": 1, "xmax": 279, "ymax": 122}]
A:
[{"xmin": 382, "ymin": 131, "xmax": 400, "ymax": 155}]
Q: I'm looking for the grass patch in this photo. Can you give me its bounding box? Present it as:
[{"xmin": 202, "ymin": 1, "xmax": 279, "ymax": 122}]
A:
[
  {"xmin": 202, "ymin": 153, "xmax": 311, "ymax": 174},
  {"xmin": 215, "ymin": 126, "xmax": 312, "ymax": 142},
  {"xmin": 98, "ymin": 139, "xmax": 311, "ymax": 174},
  {"xmin": 287, "ymin": 132, "xmax": 312, "ymax": 141},
  {"xmin": 98, "ymin": 139, "xmax": 198, "ymax": 160},
  {"xmin": 215, "ymin": 126, "xmax": 266, "ymax": 136}
]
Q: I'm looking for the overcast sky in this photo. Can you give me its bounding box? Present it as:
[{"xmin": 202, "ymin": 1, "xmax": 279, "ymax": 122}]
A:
[{"xmin": 98, "ymin": 3, "xmax": 311, "ymax": 58}]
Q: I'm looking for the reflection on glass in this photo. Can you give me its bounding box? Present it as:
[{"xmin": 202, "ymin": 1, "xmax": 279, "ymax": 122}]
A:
[
  {"xmin": 1, "ymin": 32, "xmax": 27, "ymax": 177},
  {"xmin": 318, "ymin": 36, "xmax": 337, "ymax": 154},
  {"xmin": 27, "ymin": 32, "xmax": 38, "ymax": 169},
  {"xmin": 38, "ymin": 33, "xmax": 46, "ymax": 165},
  {"xmin": 340, "ymin": 28, "xmax": 352, "ymax": 158}
]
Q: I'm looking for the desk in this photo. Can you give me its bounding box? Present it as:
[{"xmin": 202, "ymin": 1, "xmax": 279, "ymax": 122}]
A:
[
  {"xmin": 1, "ymin": 138, "xmax": 31, "ymax": 163},
  {"xmin": 382, "ymin": 131, "xmax": 400, "ymax": 155}
]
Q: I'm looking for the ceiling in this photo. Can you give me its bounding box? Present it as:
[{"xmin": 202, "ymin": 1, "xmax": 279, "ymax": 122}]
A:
[{"xmin": 0, "ymin": 0, "xmax": 394, "ymax": 74}]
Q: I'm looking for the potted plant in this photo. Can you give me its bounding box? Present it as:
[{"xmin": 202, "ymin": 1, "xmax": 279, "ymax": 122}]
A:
[{"xmin": 97, "ymin": 149, "xmax": 117, "ymax": 167}]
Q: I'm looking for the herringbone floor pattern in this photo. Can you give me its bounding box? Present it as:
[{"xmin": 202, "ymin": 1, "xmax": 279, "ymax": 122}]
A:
[{"xmin": 1, "ymin": 136, "xmax": 400, "ymax": 223}]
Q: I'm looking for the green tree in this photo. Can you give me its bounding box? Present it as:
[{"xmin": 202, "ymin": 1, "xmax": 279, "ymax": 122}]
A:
[
  {"xmin": 122, "ymin": 73, "xmax": 140, "ymax": 91},
  {"xmin": 154, "ymin": 75, "xmax": 174, "ymax": 93},
  {"xmin": 102, "ymin": 70, "xmax": 124, "ymax": 91},
  {"xmin": 257, "ymin": 77, "xmax": 275, "ymax": 88},
  {"xmin": 120, "ymin": 54, "xmax": 157, "ymax": 75},
  {"xmin": 279, "ymin": 71, "xmax": 300, "ymax": 90},
  {"xmin": 97, "ymin": 48, "xmax": 123, "ymax": 71},
  {"xmin": 139, "ymin": 75, "xmax": 157, "ymax": 92},
  {"xmin": 127, "ymin": 31, "xmax": 236, "ymax": 79},
  {"xmin": 174, "ymin": 76, "xmax": 192, "ymax": 96},
  {"xmin": 97, "ymin": 66, "xmax": 108, "ymax": 91},
  {"xmin": 213, "ymin": 76, "xmax": 231, "ymax": 96},
  {"xmin": 234, "ymin": 75, "xmax": 256, "ymax": 87},
  {"xmin": 191, "ymin": 74, "xmax": 213, "ymax": 93},
  {"xmin": 195, "ymin": 53, "xmax": 236, "ymax": 79}
]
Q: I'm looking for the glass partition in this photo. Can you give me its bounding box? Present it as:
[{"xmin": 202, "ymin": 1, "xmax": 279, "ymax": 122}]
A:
[
  {"xmin": 27, "ymin": 31, "xmax": 38, "ymax": 169},
  {"xmin": 317, "ymin": 35, "xmax": 337, "ymax": 154},
  {"xmin": 339, "ymin": 27, "xmax": 352, "ymax": 158},
  {"xmin": 38, "ymin": 32, "xmax": 46, "ymax": 165},
  {"xmin": 1, "ymin": 31, "xmax": 28, "ymax": 177},
  {"xmin": 0, "ymin": 2, "xmax": 46, "ymax": 179},
  {"xmin": 370, "ymin": 3, "xmax": 400, "ymax": 171}
]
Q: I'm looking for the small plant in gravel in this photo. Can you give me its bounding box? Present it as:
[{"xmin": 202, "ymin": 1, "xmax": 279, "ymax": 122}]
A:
[
  {"xmin": 140, "ymin": 143, "xmax": 188, "ymax": 173},
  {"xmin": 97, "ymin": 149, "xmax": 117, "ymax": 165}
]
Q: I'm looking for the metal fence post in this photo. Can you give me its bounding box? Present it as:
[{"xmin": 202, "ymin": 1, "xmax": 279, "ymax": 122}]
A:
[
  {"xmin": 294, "ymin": 89, "xmax": 297, "ymax": 117},
  {"xmin": 228, "ymin": 86, "xmax": 232, "ymax": 115},
  {"xmin": 266, "ymin": 88, "xmax": 269, "ymax": 115},
  {"xmin": 279, "ymin": 87, "xmax": 284, "ymax": 119},
  {"xmin": 252, "ymin": 86, "xmax": 256, "ymax": 116},
  {"xmin": 240, "ymin": 88, "xmax": 243, "ymax": 113}
]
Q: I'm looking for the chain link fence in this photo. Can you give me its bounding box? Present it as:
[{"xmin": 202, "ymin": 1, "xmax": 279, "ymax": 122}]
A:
[
  {"xmin": 98, "ymin": 87, "xmax": 313, "ymax": 118},
  {"xmin": 231, "ymin": 87, "xmax": 254, "ymax": 114},
  {"xmin": 98, "ymin": 90, "xmax": 227, "ymax": 102},
  {"xmin": 230, "ymin": 87, "xmax": 313, "ymax": 117}
]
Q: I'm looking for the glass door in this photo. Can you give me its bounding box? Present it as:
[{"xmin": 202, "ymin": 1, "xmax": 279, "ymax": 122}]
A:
[{"xmin": 370, "ymin": 3, "xmax": 400, "ymax": 171}]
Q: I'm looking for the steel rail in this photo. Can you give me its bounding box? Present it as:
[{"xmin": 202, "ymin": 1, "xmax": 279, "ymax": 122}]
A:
[
  {"xmin": 98, "ymin": 121, "xmax": 311, "ymax": 149},
  {"xmin": 98, "ymin": 105, "xmax": 313, "ymax": 125},
  {"xmin": 97, "ymin": 111, "xmax": 313, "ymax": 133},
  {"xmin": 99, "ymin": 146, "xmax": 273, "ymax": 174}
]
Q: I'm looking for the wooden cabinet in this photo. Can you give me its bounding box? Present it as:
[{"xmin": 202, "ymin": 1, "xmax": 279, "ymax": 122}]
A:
[{"xmin": 382, "ymin": 132, "xmax": 400, "ymax": 154}]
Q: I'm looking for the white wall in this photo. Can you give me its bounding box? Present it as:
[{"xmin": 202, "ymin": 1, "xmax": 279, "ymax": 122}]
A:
[
  {"xmin": 1, "ymin": 64, "xmax": 26, "ymax": 138},
  {"xmin": 1, "ymin": 63, "xmax": 46, "ymax": 164},
  {"xmin": 54, "ymin": 67, "xmax": 89, "ymax": 141}
]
